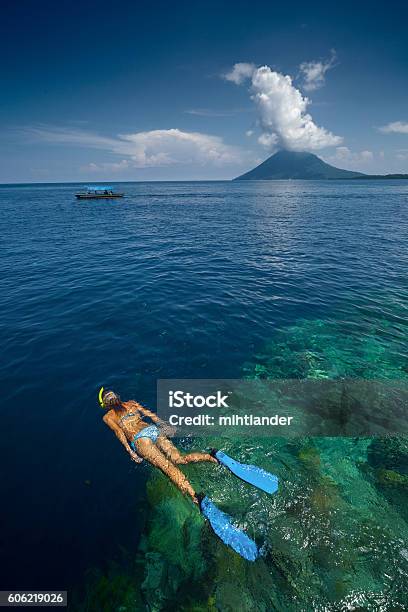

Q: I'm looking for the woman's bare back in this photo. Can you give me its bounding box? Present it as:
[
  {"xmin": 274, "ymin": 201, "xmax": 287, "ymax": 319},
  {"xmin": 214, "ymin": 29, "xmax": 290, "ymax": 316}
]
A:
[{"xmin": 106, "ymin": 400, "xmax": 149, "ymax": 442}]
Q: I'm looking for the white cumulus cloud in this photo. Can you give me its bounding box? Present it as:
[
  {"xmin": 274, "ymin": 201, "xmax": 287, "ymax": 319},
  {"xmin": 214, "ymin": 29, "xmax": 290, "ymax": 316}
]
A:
[
  {"xmin": 323, "ymin": 146, "xmax": 374, "ymax": 170},
  {"xmin": 299, "ymin": 50, "xmax": 337, "ymax": 91},
  {"xmin": 120, "ymin": 129, "xmax": 243, "ymax": 166},
  {"xmin": 224, "ymin": 63, "xmax": 256, "ymax": 85},
  {"xmin": 378, "ymin": 121, "xmax": 408, "ymax": 134},
  {"xmin": 24, "ymin": 125, "xmax": 250, "ymax": 169},
  {"xmin": 225, "ymin": 63, "xmax": 342, "ymax": 152}
]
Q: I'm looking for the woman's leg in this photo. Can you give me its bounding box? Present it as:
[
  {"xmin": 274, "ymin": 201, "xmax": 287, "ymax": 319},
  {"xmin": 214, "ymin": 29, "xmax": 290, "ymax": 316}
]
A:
[
  {"xmin": 156, "ymin": 436, "xmax": 217, "ymax": 465},
  {"xmin": 135, "ymin": 438, "xmax": 198, "ymax": 502}
]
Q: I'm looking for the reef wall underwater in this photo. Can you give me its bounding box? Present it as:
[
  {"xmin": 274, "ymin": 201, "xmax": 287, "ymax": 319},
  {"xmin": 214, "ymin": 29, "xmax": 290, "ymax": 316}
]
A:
[{"xmin": 78, "ymin": 318, "xmax": 408, "ymax": 611}]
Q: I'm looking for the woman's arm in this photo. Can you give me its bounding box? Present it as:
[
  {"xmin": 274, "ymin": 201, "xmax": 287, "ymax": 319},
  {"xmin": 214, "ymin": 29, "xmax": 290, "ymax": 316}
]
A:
[
  {"xmin": 140, "ymin": 406, "xmax": 176, "ymax": 437},
  {"xmin": 103, "ymin": 413, "xmax": 142, "ymax": 463},
  {"xmin": 125, "ymin": 400, "xmax": 176, "ymax": 436},
  {"xmin": 125, "ymin": 400, "xmax": 165, "ymax": 425}
]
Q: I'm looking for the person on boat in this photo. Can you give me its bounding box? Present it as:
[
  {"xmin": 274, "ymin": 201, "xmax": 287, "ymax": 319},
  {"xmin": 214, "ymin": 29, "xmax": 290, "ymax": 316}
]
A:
[{"xmin": 100, "ymin": 389, "xmax": 217, "ymax": 505}]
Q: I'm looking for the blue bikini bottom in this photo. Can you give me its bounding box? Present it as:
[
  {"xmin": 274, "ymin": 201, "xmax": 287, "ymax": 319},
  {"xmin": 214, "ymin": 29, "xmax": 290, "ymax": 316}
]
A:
[{"xmin": 131, "ymin": 425, "xmax": 159, "ymax": 450}]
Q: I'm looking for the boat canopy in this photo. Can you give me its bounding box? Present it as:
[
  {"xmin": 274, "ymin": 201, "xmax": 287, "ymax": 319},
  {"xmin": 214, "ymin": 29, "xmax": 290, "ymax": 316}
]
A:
[{"xmin": 85, "ymin": 185, "xmax": 114, "ymax": 191}]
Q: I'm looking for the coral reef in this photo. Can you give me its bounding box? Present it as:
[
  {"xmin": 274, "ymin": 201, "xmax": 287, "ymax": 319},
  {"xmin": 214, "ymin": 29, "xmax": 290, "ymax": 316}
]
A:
[{"xmin": 80, "ymin": 318, "xmax": 408, "ymax": 610}]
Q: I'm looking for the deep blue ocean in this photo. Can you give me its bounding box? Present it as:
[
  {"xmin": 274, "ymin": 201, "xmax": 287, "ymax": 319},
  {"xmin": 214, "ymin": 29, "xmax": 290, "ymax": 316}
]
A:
[{"xmin": 1, "ymin": 181, "xmax": 408, "ymax": 605}]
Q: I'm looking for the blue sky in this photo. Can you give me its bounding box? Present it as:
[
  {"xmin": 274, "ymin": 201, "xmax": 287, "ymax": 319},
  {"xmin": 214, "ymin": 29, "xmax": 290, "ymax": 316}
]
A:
[{"xmin": 2, "ymin": 0, "xmax": 408, "ymax": 182}]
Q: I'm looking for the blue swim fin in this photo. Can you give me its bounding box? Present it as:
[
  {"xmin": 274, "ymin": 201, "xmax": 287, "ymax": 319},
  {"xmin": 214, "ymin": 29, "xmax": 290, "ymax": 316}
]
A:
[
  {"xmin": 214, "ymin": 450, "xmax": 279, "ymax": 494},
  {"xmin": 200, "ymin": 496, "xmax": 258, "ymax": 562}
]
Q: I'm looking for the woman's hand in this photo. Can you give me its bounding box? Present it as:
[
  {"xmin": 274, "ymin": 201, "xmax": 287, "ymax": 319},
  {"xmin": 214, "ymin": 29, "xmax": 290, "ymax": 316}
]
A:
[{"xmin": 130, "ymin": 450, "xmax": 143, "ymax": 464}]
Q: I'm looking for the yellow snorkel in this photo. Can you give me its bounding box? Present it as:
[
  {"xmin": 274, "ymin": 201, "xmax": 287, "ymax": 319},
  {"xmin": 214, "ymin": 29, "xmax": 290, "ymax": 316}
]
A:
[{"xmin": 98, "ymin": 386, "xmax": 105, "ymax": 408}]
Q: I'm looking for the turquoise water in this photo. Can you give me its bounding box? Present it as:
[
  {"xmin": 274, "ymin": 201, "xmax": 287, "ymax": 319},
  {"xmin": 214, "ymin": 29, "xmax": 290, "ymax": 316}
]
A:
[{"xmin": 1, "ymin": 180, "xmax": 408, "ymax": 609}]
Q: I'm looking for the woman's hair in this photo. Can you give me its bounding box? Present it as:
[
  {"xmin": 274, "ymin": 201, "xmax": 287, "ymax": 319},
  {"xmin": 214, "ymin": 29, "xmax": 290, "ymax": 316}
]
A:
[{"xmin": 102, "ymin": 390, "xmax": 121, "ymax": 408}]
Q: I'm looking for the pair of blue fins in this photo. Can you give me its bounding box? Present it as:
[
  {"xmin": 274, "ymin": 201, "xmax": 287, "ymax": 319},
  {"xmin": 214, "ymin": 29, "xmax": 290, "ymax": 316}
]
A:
[{"xmin": 198, "ymin": 450, "xmax": 278, "ymax": 562}]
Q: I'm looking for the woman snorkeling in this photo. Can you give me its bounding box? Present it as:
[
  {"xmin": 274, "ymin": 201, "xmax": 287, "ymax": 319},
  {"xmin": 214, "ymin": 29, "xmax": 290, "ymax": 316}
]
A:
[
  {"xmin": 100, "ymin": 389, "xmax": 217, "ymax": 505},
  {"xmin": 99, "ymin": 387, "xmax": 278, "ymax": 561}
]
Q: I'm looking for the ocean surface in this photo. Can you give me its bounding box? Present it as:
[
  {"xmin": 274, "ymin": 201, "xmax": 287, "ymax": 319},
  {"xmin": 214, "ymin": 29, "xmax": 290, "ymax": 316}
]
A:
[{"xmin": 1, "ymin": 180, "xmax": 408, "ymax": 609}]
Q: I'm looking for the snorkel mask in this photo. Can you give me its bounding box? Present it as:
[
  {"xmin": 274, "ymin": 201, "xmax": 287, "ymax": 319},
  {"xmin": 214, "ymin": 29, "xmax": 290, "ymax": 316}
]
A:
[{"xmin": 99, "ymin": 387, "xmax": 121, "ymax": 409}]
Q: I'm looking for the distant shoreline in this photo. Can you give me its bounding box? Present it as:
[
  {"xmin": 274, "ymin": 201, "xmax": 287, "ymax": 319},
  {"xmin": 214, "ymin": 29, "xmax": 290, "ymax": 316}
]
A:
[
  {"xmin": 1, "ymin": 176, "xmax": 408, "ymax": 187},
  {"xmin": 234, "ymin": 175, "xmax": 408, "ymax": 181},
  {"xmin": 349, "ymin": 174, "xmax": 408, "ymax": 180}
]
